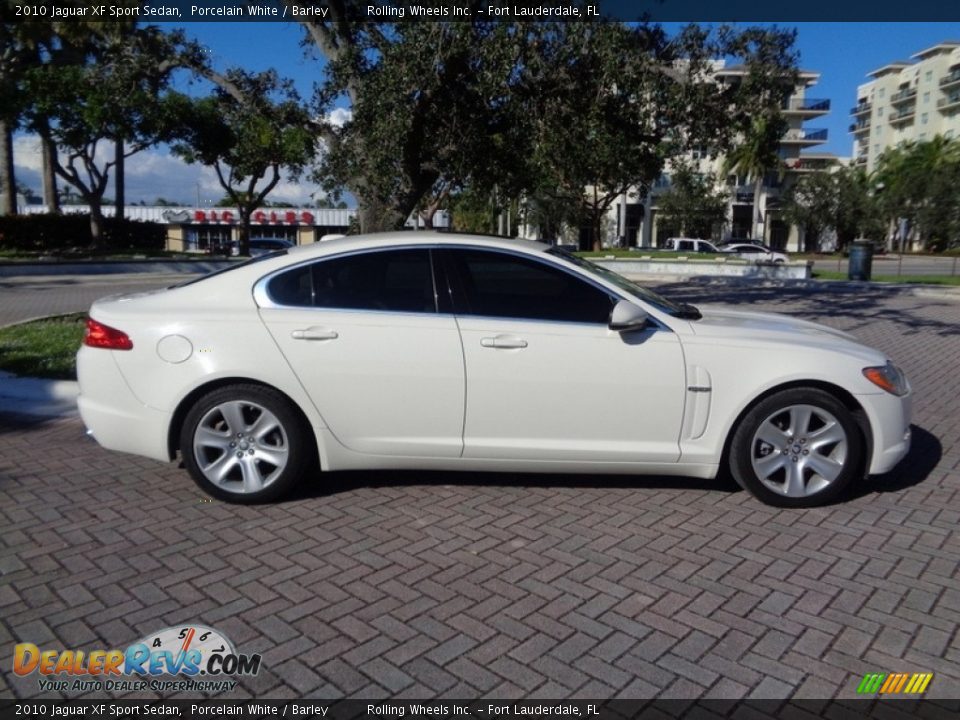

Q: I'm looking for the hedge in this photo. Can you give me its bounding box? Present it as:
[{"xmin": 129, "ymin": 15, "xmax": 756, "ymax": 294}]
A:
[{"xmin": 0, "ymin": 213, "xmax": 167, "ymax": 253}]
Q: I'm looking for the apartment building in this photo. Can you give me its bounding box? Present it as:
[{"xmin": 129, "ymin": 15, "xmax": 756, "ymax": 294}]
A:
[
  {"xmin": 596, "ymin": 61, "xmax": 834, "ymax": 252},
  {"xmin": 851, "ymin": 41, "xmax": 960, "ymax": 172}
]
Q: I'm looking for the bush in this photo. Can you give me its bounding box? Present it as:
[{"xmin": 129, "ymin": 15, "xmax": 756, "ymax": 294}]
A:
[{"xmin": 0, "ymin": 214, "xmax": 167, "ymax": 253}]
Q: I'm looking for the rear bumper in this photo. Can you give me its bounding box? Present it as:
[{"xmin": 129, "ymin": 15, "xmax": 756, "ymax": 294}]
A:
[
  {"xmin": 77, "ymin": 347, "xmax": 172, "ymax": 463},
  {"xmin": 858, "ymin": 389, "xmax": 912, "ymax": 475}
]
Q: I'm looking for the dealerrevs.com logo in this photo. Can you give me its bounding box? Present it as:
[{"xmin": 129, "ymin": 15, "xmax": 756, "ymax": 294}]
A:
[{"xmin": 13, "ymin": 625, "xmax": 261, "ymax": 693}]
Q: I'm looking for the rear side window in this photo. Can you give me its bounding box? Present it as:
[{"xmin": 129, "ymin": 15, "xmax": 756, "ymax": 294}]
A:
[
  {"xmin": 446, "ymin": 249, "xmax": 613, "ymax": 324},
  {"xmin": 267, "ymin": 249, "xmax": 437, "ymax": 313}
]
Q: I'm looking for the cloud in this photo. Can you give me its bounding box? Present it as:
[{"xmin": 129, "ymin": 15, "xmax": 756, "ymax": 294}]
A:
[{"xmin": 12, "ymin": 133, "xmax": 328, "ymax": 207}]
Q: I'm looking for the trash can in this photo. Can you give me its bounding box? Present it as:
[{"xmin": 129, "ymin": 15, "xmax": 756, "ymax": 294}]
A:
[{"xmin": 848, "ymin": 240, "xmax": 874, "ymax": 281}]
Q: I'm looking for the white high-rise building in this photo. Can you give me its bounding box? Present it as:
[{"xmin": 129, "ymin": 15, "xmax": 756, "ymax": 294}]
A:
[{"xmin": 851, "ymin": 41, "xmax": 960, "ymax": 172}]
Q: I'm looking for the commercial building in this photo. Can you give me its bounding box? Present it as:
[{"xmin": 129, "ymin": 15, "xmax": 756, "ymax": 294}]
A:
[
  {"xmin": 851, "ymin": 41, "xmax": 960, "ymax": 172},
  {"xmin": 557, "ymin": 60, "xmax": 836, "ymax": 252}
]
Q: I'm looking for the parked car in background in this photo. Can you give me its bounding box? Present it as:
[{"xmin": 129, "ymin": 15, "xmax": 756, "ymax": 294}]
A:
[
  {"xmin": 721, "ymin": 242, "xmax": 790, "ymax": 264},
  {"xmin": 663, "ymin": 238, "xmax": 723, "ymax": 254},
  {"xmin": 77, "ymin": 232, "xmax": 911, "ymax": 508}
]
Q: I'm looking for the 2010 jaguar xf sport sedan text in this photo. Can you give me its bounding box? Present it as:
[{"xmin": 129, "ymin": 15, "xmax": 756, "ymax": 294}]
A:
[{"xmin": 77, "ymin": 233, "xmax": 912, "ymax": 507}]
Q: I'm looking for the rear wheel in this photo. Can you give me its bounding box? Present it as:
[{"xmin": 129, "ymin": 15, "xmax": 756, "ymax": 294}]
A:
[
  {"xmin": 180, "ymin": 384, "xmax": 310, "ymax": 503},
  {"xmin": 729, "ymin": 388, "xmax": 863, "ymax": 507}
]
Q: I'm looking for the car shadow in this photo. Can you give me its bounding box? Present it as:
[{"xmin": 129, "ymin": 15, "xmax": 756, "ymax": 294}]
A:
[
  {"xmin": 849, "ymin": 424, "xmax": 941, "ymax": 500},
  {"xmin": 289, "ymin": 466, "xmax": 740, "ymax": 502}
]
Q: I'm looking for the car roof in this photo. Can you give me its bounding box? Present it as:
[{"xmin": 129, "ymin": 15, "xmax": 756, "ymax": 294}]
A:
[{"xmin": 287, "ymin": 231, "xmax": 551, "ymax": 257}]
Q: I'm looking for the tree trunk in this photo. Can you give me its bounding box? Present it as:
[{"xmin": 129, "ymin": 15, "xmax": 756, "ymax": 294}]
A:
[
  {"xmin": 41, "ymin": 133, "xmax": 60, "ymax": 213},
  {"xmin": 0, "ymin": 120, "xmax": 16, "ymax": 215},
  {"xmin": 88, "ymin": 198, "xmax": 104, "ymax": 246},
  {"xmin": 591, "ymin": 210, "xmax": 602, "ymax": 252},
  {"xmin": 237, "ymin": 210, "xmax": 251, "ymax": 257},
  {"xmin": 752, "ymin": 177, "xmax": 763, "ymax": 242},
  {"xmin": 114, "ymin": 138, "xmax": 125, "ymax": 223}
]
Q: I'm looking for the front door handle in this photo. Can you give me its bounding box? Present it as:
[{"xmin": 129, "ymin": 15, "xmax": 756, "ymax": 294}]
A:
[
  {"xmin": 292, "ymin": 327, "xmax": 339, "ymax": 341},
  {"xmin": 480, "ymin": 335, "xmax": 528, "ymax": 349}
]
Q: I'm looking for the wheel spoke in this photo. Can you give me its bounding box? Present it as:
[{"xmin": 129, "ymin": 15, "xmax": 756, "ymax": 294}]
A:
[
  {"xmin": 807, "ymin": 422, "xmax": 846, "ymax": 450},
  {"xmin": 239, "ymin": 457, "xmax": 264, "ymax": 493},
  {"xmin": 203, "ymin": 452, "xmax": 238, "ymax": 485},
  {"xmin": 249, "ymin": 410, "xmax": 281, "ymax": 441},
  {"xmin": 754, "ymin": 452, "xmax": 787, "ymax": 479},
  {"xmin": 255, "ymin": 446, "xmax": 288, "ymax": 468},
  {"xmin": 219, "ymin": 401, "xmax": 248, "ymax": 435},
  {"xmin": 785, "ymin": 461, "xmax": 807, "ymax": 497},
  {"xmin": 788, "ymin": 406, "xmax": 812, "ymax": 437},
  {"xmin": 195, "ymin": 426, "xmax": 231, "ymax": 450},
  {"xmin": 756, "ymin": 421, "xmax": 790, "ymax": 449},
  {"xmin": 805, "ymin": 453, "xmax": 845, "ymax": 482}
]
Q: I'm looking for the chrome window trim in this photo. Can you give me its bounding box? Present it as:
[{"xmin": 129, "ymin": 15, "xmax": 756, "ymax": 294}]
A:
[{"xmin": 252, "ymin": 243, "xmax": 670, "ymax": 331}]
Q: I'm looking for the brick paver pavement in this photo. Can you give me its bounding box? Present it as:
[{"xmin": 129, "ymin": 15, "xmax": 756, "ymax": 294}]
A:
[{"xmin": 1, "ymin": 280, "xmax": 958, "ymax": 700}]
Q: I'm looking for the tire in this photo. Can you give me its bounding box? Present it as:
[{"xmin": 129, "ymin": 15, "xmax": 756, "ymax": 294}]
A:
[
  {"xmin": 180, "ymin": 384, "xmax": 311, "ymax": 503},
  {"xmin": 728, "ymin": 388, "xmax": 863, "ymax": 508}
]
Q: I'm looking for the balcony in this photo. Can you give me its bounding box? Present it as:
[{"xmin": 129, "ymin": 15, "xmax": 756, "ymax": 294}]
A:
[
  {"xmin": 939, "ymin": 70, "xmax": 960, "ymax": 90},
  {"xmin": 890, "ymin": 87, "xmax": 917, "ymax": 105},
  {"xmin": 850, "ymin": 102, "xmax": 872, "ymax": 116},
  {"xmin": 781, "ymin": 97, "xmax": 831, "ymax": 115},
  {"xmin": 889, "ymin": 107, "xmax": 916, "ymax": 124},
  {"xmin": 854, "ymin": 154, "xmax": 868, "ymax": 166},
  {"xmin": 780, "ymin": 128, "xmax": 828, "ymax": 144},
  {"xmin": 938, "ymin": 93, "xmax": 960, "ymax": 112},
  {"xmin": 849, "ymin": 120, "xmax": 872, "ymax": 134}
]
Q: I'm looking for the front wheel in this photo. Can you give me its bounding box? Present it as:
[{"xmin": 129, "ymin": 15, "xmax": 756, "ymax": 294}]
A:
[
  {"xmin": 728, "ymin": 388, "xmax": 863, "ymax": 507},
  {"xmin": 180, "ymin": 384, "xmax": 311, "ymax": 503}
]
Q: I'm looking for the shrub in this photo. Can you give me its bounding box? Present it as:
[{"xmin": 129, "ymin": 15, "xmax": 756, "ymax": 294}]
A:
[{"xmin": 0, "ymin": 214, "xmax": 167, "ymax": 253}]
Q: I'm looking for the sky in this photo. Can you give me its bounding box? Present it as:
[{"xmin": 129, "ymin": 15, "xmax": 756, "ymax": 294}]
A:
[{"xmin": 13, "ymin": 20, "xmax": 960, "ymax": 207}]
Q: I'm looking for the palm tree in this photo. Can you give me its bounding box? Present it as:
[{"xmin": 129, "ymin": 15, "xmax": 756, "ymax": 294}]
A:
[{"xmin": 723, "ymin": 115, "xmax": 785, "ymax": 242}]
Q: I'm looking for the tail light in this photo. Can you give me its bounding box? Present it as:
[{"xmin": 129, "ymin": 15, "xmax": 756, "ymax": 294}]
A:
[{"xmin": 84, "ymin": 318, "xmax": 133, "ymax": 350}]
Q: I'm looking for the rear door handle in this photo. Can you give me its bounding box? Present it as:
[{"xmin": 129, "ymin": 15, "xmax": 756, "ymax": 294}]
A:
[
  {"xmin": 480, "ymin": 335, "xmax": 528, "ymax": 349},
  {"xmin": 292, "ymin": 327, "xmax": 339, "ymax": 341}
]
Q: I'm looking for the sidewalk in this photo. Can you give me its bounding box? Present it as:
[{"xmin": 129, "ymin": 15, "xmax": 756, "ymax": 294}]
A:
[{"xmin": 0, "ymin": 370, "xmax": 78, "ymax": 417}]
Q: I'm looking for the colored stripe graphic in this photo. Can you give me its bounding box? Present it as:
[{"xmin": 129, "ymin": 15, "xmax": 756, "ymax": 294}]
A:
[{"xmin": 858, "ymin": 672, "xmax": 932, "ymax": 694}]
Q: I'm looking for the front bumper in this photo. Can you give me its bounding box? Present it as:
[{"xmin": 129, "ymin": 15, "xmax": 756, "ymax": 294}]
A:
[{"xmin": 858, "ymin": 389, "xmax": 912, "ymax": 475}]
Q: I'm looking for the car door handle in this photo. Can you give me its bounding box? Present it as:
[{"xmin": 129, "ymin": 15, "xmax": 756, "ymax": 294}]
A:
[
  {"xmin": 480, "ymin": 335, "xmax": 528, "ymax": 349},
  {"xmin": 291, "ymin": 327, "xmax": 339, "ymax": 341}
]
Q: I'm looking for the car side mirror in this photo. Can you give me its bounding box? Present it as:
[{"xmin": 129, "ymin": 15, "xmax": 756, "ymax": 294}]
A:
[{"xmin": 608, "ymin": 299, "xmax": 650, "ymax": 333}]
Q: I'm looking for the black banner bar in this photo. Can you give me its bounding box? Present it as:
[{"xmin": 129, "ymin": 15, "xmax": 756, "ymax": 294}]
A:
[
  {"xmin": 4, "ymin": 0, "xmax": 960, "ymax": 22},
  {"xmin": 1, "ymin": 701, "xmax": 960, "ymax": 720}
]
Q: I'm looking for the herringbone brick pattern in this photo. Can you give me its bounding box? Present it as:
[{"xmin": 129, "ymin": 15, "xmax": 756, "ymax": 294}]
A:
[{"xmin": 1, "ymin": 283, "xmax": 958, "ymax": 699}]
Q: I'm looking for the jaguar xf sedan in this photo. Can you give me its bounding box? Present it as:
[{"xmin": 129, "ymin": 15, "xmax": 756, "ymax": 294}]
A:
[{"xmin": 77, "ymin": 232, "xmax": 911, "ymax": 507}]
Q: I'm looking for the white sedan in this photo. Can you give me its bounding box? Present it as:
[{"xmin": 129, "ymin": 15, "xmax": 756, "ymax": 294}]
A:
[
  {"xmin": 722, "ymin": 243, "xmax": 790, "ymax": 263},
  {"xmin": 77, "ymin": 232, "xmax": 911, "ymax": 508}
]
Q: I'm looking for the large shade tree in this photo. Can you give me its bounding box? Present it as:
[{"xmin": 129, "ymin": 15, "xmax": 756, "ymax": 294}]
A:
[
  {"xmin": 656, "ymin": 162, "xmax": 729, "ymax": 240},
  {"xmin": 24, "ymin": 25, "xmax": 196, "ymax": 242},
  {"xmin": 171, "ymin": 69, "xmax": 316, "ymax": 256}
]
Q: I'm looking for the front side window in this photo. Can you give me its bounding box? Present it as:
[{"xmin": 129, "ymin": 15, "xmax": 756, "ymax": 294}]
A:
[
  {"xmin": 446, "ymin": 249, "xmax": 613, "ymax": 324},
  {"xmin": 267, "ymin": 248, "xmax": 436, "ymax": 313}
]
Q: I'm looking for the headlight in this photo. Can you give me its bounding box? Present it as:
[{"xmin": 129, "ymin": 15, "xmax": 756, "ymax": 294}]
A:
[{"xmin": 863, "ymin": 361, "xmax": 909, "ymax": 396}]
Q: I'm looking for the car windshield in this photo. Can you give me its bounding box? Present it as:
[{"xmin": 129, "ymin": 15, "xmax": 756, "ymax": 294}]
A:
[
  {"xmin": 546, "ymin": 248, "xmax": 695, "ymax": 318},
  {"xmin": 170, "ymin": 250, "xmax": 287, "ymax": 288}
]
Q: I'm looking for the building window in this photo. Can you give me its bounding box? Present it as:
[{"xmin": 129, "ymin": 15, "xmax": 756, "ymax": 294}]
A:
[
  {"xmin": 919, "ymin": 132, "xmax": 927, "ymax": 139},
  {"xmin": 185, "ymin": 226, "xmax": 232, "ymax": 253},
  {"xmin": 921, "ymin": 113, "xmax": 928, "ymax": 125},
  {"xmin": 947, "ymin": 130, "xmax": 955, "ymax": 139},
  {"xmin": 878, "ymin": 107, "xmax": 884, "ymax": 116},
  {"xmin": 926, "ymin": 70, "xmax": 933, "ymax": 82},
  {"xmin": 924, "ymin": 91, "xmax": 930, "ymax": 104},
  {"xmin": 879, "ymin": 88, "xmax": 885, "ymax": 99},
  {"xmin": 874, "ymin": 144, "xmax": 880, "ymax": 155},
  {"xmin": 250, "ymin": 226, "xmax": 297, "ymax": 242}
]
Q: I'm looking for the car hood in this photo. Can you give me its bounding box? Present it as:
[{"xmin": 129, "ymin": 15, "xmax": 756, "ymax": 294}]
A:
[{"xmin": 686, "ymin": 306, "xmax": 885, "ymax": 362}]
